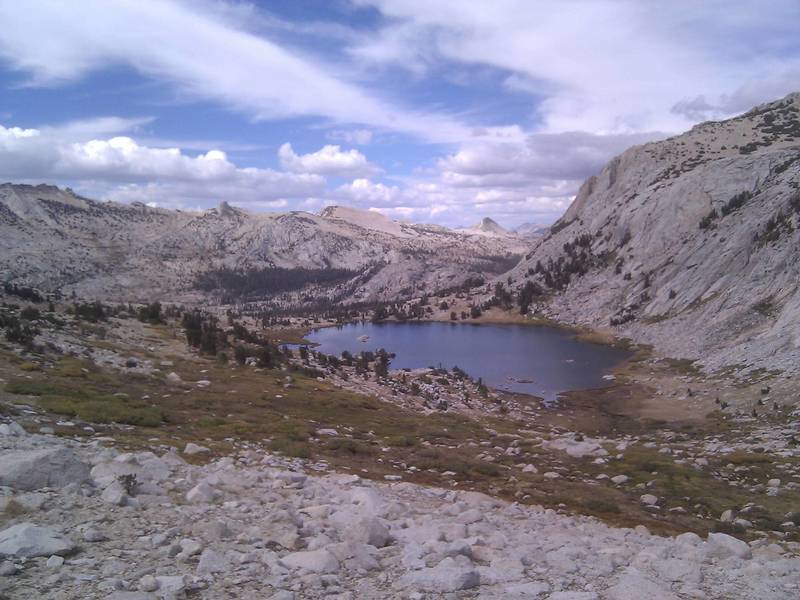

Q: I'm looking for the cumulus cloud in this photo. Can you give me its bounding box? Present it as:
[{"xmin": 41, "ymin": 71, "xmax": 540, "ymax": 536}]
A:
[
  {"xmin": 278, "ymin": 143, "xmax": 380, "ymax": 177},
  {"xmin": 101, "ymin": 182, "xmax": 295, "ymax": 211},
  {"xmin": 332, "ymin": 178, "xmax": 401, "ymax": 205},
  {"xmin": 0, "ymin": 123, "xmax": 324, "ymax": 204}
]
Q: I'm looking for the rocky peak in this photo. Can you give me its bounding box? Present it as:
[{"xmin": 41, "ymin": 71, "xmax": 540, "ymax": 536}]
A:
[
  {"xmin": 474, "ymin": 217, "xmax": 505, "ymax": 233},
  {"xmin": 217, "ymin": 200, "xmax": 237, "ymax": 217},
  {"xmin": 459, "ymin": 217, "xmax": 513, "ymax": 238},
  {"xmin": 320, "ymin": 205, "xmax": 410, "ymax": 237}
]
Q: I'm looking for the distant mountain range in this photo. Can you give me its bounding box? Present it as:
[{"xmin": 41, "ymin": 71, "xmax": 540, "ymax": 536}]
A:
[
  {"xmin": 456, "ymin": 218, "xmax": 550, "ymax": 239},
  {"xmin": 0, "ymin": 187, "xmax": 526, "ymax": 304},
  {"xmin": 513, "ymin": 222, "xmax": 551, "ymax": 238}
]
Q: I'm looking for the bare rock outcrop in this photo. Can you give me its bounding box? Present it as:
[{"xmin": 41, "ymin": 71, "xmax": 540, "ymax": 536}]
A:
[
  {"xmin": 0, "ymin": 447, "xmax": 90, "ymax": 491},
  {"xmin": 509, "ymin": 92, "xmax": 800, "ymax": 374}
]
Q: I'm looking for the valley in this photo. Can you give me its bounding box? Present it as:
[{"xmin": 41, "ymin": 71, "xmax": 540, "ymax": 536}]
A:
[
  {"xmin": 1, "ymin": 92, "xmax": 799, "ymax": 599},
  {"xmin": 1, "ymin": 279, "xmax": 799, "ymax": 598}
]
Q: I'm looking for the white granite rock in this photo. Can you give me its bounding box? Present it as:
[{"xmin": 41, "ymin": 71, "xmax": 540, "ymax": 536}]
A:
[
  {"xmin": 705, "ymin": 532, "xmax": 752, "ymax": 560},
  {"xmin": 280, "ymin": 549, "xmax": 340, "ymax": 573},
  {"xmin": 0, "ymin": 523, "xmax": 75, "ymax": 558},
  {"xmin": 183, "ymin": 443, "xmax": 210, "ymax": 455},
  {"xmin": 0, "ymin": 447, "xmax": 90, "ymax": 491}
]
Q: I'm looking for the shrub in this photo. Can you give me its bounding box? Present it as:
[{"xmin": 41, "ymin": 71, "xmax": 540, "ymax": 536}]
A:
[
  {"xmin": 2, "ymin": 282, "xmax": 43, "ymax": 303},
  {"xmin": 4, "ymin": 320, "xmax": 38, "ymax": 346},
  {"xmin": 789, "ymin": 191, "xmax": 800, "ymax": 214},
  {"xmin": 699, "ymin": 209, "xmax": 717, "ymax": 230},
  {"xmin": 721, "ymin": 191, "xmax": 752, "ymax": 216},
  {"xmin": 72, "ymin": 301, "xmax": 107, "ymax": 322},
  {"xmin": 20, "ymin": 306, "xmax": 40, "ymax": 320},
  {"xmin": 752, "ymin": 298, "xmax": 774, "ymax": 316},
  {"xmin": 118, "ymin": 474, "xmax": 138, "ymax": 495},
  {"xmin": 518, "ymin": 280, "xmax": 544, "ymax": 314},
  {"xmin": 137, "ymin": 302, "xmax": 163, "ymax": 324}
]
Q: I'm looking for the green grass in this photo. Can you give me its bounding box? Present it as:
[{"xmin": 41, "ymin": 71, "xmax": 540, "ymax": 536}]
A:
[
  {"xmin": 5, "ymin": 372, "xmax": 162, "ymax": 427},
  {"xmin": 55, "ymin": 357, "xmax": 90, "ymax": 378},
  {"xmin": 583, "ymin": 498, "xmax": 622, "ymax": 514},
  {"xmin": 410, "ymin": 447, "xmax": 502, "ymax": 478},
  {"xmin": 196, "ymin": 416, "xmax": 227, "ymax": 428},
  {"xmin": 38, "ymin": 395, "xmax": 163, "ymax": 427},
  {"xmin": 325, "ymin": 438, "xmax": 376, "ymax": 456},
  {"xmin": 269, "ymin": 439, "xmax": 312, "ymax": 459},
  {"xmin": 4, "ymin": 380, "xmax": 80, "ymax": 397},
  {"xmin": 385, "ymin": 435, "xmax": 419, "ymax": 448}
]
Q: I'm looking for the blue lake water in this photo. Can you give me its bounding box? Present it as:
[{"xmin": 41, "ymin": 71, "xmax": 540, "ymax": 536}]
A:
[{"xmin": 304, "ymin": 321, "xmax": 631, "ymax": 401}]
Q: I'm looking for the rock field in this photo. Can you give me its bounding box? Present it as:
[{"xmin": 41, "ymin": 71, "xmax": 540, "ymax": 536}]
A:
[{"xmin": 1, "ymin": 421, "xmax": 799, "ymax": 600}]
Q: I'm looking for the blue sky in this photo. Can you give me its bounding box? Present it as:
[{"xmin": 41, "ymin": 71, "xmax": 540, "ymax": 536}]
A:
[{"xmin": 0, "ymin": 1, "xmax": 799, "ymax": 228}]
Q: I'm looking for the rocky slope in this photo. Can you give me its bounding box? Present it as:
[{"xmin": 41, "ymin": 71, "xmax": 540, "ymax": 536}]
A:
[
  {"xmin": 2, "ymin": 423, "xmax": 799, "ymax": 600},
  {"xmin": 0, "ymin": 188, "xmax": 525, "ymax": 304},
  {"xmin": 508, "ymin": 92, "xmax": 800, "ymax": 374}
]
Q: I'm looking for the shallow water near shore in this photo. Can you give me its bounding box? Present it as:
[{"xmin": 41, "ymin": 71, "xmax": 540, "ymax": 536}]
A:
[{"xmin": 305, "ymin": 321, "xmax": 631, "ymax": 401}]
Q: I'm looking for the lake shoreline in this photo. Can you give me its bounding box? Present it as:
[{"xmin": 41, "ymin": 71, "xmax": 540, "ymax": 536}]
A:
[{"xmin": 304, "ymin": 319, "xmax": 631, "ymax": 403}]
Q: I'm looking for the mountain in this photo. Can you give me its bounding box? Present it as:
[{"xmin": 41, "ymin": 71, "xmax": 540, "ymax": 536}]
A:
[
  {"xmin": 458, "ymin": 217, "xmax": 514, "ymax": 238},
  {"xmin": 506, "ymin": 92, "xmax": 800, "ymax": 374},
  {"xmin": 318, "ymin": 205, "xmax": 412, "ymax": 238},
  {"xmin": 0, "ymin": 185, "xmax": 526, "ymax": 304},
  {"xmin": 514, "ymin": 222, "xmax": 550, "ymax": 239}
]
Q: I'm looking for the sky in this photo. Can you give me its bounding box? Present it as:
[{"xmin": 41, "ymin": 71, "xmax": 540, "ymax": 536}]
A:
[{"xmin": 0, "ymin": 1, "xmax": 798, "ymax": 228}]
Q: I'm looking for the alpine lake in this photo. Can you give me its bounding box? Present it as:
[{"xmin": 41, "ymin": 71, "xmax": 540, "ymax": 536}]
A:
[{"xmin": 305, "ymin": 321, "xmax": 631, "ymax": 402}]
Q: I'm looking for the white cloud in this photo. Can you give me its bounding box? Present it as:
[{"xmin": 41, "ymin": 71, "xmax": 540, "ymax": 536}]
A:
[
  {"xmin": 1, "ymin": 1, "xmax": 797, "ymax": 227},
  {"xmin": 0, "ymin": 123, "xmax": 325, "ymax": 204},
  {"xmin": 0, "ymin": 125, "xmax": 38, "ymax": 140},
  {"xmin": 278, "ymin": 143, "xmax": 380, "ymax": 177},
  {"xmin": 363, "ymin": 131, "xmax": 656, "ymax": 226},
  {"xmin": 438, "ymin": 131, "xmax": 658, "ymax": 185},
  {"xmin": 350, "ymin": 0, "xmax": 800, "ymax": 134},
  {"xmin": 0, "ymin": 119, "xmax": 574, "ymax": 225},
  {"xmin": 0, "ymin": 0, "xmax": 470, "ymax": 142},
  {"xmin": 92, "ymin": 181, "xmax": 304, "ymax": 212},
  {"xmin": 326, "ymin": 129, "xmax": 374, "ymax": 145},
  {"xmin": 40, "ymin": 116, "xmax": 154, "ymax": 141},
  {"xmin": 333, "ymin": 178, "xmax": 401, "ymax": 205}
]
